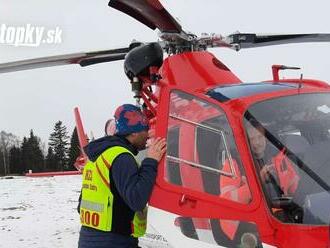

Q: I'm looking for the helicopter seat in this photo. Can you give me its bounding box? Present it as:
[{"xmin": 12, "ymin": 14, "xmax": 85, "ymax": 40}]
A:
[
  {"xmin": 177, "ymin": 123, "xmax": 214, "ymax": 241},
  {"xmin": 178, "ymin": 123, "xmax": 204, "ymax": 192},
  {"xmin": 219, "ymin": 159, "xmax": 252, "ymax": 240}
]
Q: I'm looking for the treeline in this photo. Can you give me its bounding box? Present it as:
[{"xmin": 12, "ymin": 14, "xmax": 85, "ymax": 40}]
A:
[{"xmin": 0, "ymin": 121, "xmax": 81, "ymax": 176}]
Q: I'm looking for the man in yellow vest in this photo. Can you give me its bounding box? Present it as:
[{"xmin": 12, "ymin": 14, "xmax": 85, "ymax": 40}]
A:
[{"xmin": 78, "ymin": 104, "xmax": 166, "ymax": 248}]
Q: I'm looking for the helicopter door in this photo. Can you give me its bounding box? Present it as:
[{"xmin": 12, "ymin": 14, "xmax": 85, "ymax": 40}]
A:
[
  {"xmin": 163, "ymin": 90, "xmax": 251, "ymax": 203},
  {"xmin": 150, "ymin": 90, "xmax": 262, "ymax": 247}
]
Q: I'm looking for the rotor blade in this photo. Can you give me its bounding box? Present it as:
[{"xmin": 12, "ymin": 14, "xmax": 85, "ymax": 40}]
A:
[
  {"xmin": 0, "ymin": 47, "xmax": 129, "ymax": 73},
  {"xmin": 227, "ymin": 33, "xmax": 330, "ymax": 50},
  {"xmin": 109, "ymin": 0, "xmax": 182, "ymax": 33}
]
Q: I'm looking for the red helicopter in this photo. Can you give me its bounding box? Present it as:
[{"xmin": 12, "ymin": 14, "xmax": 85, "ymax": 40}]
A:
[{"xmin": 2, "ymin": 1, "xmax": 330, "ymax": 247}]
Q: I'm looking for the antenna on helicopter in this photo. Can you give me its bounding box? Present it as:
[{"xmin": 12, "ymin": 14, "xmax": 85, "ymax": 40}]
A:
[{"xmin": 272, "ymin": 64, "xmax": 301, "ymax": 81}]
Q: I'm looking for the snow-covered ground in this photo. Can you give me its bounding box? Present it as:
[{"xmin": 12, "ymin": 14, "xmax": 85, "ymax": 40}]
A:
[
  {"xmin": 0, "ymin": 175, "xmax": 173, "ymax": 248},
  {"xmin": 0, "ymin": 175, "xmax": 81, "ymax": 248}
]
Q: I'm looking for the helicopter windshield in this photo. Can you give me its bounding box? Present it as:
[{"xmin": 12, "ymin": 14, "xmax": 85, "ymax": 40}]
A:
[{"xmin": 244, "ymin": 93, "xmax": 330, "ymax": 225}]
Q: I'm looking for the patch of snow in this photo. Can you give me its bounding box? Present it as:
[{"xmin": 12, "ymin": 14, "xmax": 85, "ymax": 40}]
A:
[
  {"xmin": 0, "ymin": 175, "xmax": 81, "ymax": 248},
  {"xmin": 0, "ymin": 176, "xmax": 173, "ymax": 248}
]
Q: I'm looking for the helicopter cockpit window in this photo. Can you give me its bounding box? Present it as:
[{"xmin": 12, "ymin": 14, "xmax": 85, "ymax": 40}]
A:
[
  {"xmin": 207, "ymin": 82, "xmax": 299, "ymax": 102},
  {"xmin": 166, "ymin": 90, "xmax": 252, "ymax": 204},
  {"xmin": 244, "ymin": 93, "xmax": 330, "ymax": 225}
]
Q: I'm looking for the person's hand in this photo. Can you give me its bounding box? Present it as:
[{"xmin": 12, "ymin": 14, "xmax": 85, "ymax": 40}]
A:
[
  {"xmin": 146, "ymin": 129, "xmax": 155, "ymax": 147},
  {"xmin": 260, "ymin": 164, "xmax": 276, "ymax": 182},
  {"xmin": 147, "ymin": 137, "xmax": 166, "ymax": 162}
]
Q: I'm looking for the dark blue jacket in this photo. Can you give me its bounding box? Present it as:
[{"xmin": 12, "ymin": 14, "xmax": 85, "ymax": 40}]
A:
[{"xmin": 78, "ymin": 135, "xmax": 158, "ymax": 248}]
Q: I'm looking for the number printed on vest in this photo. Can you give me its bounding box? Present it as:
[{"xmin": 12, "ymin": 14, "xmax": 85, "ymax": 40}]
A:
[{"xmin": 80, "ymin": 209, "xmax": 100, "ymax": 227}]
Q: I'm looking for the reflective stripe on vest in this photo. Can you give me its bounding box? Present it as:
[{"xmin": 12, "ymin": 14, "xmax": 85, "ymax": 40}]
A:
[
  {"xmin": 80, "ymin": 146, "xmax": 147, "ymax": 237},
  {"xmin": 132, "ymin": 207, "xmax": 148, "ymax": 238}
]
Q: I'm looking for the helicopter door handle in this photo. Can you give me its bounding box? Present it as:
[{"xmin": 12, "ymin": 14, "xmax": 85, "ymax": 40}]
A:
[{"xmin": 179, "ymin": 194, "xmax": 197, "ymax": 208}]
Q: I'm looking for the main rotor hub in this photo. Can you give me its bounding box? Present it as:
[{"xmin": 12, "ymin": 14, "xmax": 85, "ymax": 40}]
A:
[{"xmin": 159, "ymin": 32, "xmax": 230, "ymax": 55}]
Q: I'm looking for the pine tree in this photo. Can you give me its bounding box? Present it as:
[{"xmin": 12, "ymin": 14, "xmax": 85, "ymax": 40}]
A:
[
  {"xmin": 45, "ymin": 147, "xmax": 57, "ymax": 171},
  {"xmin": 9, "ymin": 146, "xmax": 22, "ymax": 174},
  {"xmin": 29, "ymin": 130, "xmax": 44, "ymax": 172},
  {"xmin": 67, "ymin": 127, "xmax": 80, "ymax": 171},
  {"xmin": 21, "ymin": 130, "xmax": 44, "ymax": 173},
  {"xmin": 49, "ymin": 121, "xmax": 70, "ymax": 171},
  {"xmin": 20, "ymin": 137, "xmax": 29, "ymax": 173}
]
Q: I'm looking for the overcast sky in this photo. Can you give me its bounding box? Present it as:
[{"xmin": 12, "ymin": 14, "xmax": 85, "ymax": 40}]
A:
[{"xmin": 1, "ymin": 0, "xmax": 330, "ymax": 144}]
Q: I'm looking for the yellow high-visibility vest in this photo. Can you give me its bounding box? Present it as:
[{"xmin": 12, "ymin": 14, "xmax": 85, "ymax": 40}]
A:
[{"xmin": 80, "ymin": 146, "xmax": 147, "ymax": 237}]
